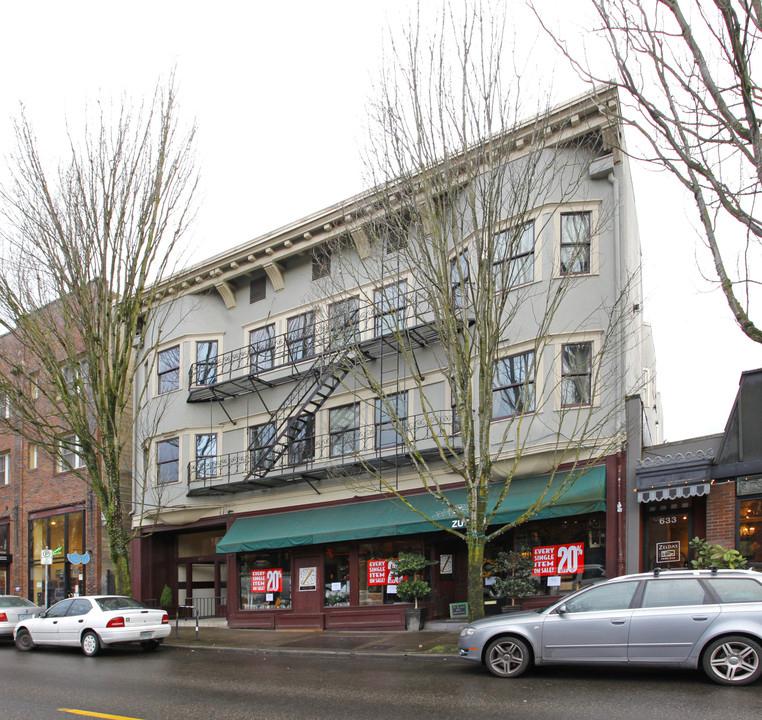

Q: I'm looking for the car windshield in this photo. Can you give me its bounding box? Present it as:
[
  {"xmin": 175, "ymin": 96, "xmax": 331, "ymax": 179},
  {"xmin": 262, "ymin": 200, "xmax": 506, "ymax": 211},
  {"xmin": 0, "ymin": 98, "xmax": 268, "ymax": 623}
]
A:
[
  {"xmin": 1, "ymin": 596, "xmax": 37, "ymax": 608},
  {"xmin": 95, "ymin": 597, "xmax": 148, "ymax": 612}
]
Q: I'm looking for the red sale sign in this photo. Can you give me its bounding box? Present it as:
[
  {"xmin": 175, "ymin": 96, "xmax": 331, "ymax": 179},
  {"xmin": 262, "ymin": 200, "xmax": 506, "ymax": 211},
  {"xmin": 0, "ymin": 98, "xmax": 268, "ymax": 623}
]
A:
[
  {"xmin": 532, "ymin": 543, "xmax": 584, "ymax": 576},
  {"xmin": 251, "ymin": 568, "xmax": 283, "ymax": 593},
  {"xmin": 367, "ymin": 559, "xmax": 404, "ymax": 586}
]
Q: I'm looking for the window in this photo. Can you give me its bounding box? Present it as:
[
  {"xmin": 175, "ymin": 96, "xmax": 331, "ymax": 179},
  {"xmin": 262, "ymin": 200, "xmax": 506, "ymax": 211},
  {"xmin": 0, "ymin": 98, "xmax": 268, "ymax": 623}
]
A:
[
  {"xmin": 238, "ymin": 550, "xmax": 291, "ymax": 610},
  {"xmin": 287, "ymin": 312, "xmax": 315, "ymax": 362},
  {"xmin": 157, "ymin": 438, "xmax": 179, "ymax": 484},
  {"xmin": 195, "ymin": 341, "xmax": 218, "ymax": 386},
  {"xmin": 0, "ymin": 392, "xmax": 9, "ymax": 418},
  {"xmin": 288, "ymin": 415, "xmax": 315, "ymax": 465},
  {"xmin": 641, "ymin": 579, "xmax": 708, "ymax": 608},
  {"xmin": 494, "ymin": 221, "xmax": 534, "ymax": 288},
  {"xmin": 58, "ymin": 435, "xmax": 85, "ymax": 472},
  {"xmin": 248, "ymin": 423, "xmax": 275, "ymax": 472},
  {"xmin": 249, "ymin": 325, "xmax": 276, "ymax": 372},
  {"xmin": 374, "ymin": 281, "xmax": 407, "ymax": 337},
  {"xmin": 330, "ymin": 405, "xmax": 360, "ymax": 457},
  {"xmin": 195, "ymin": 433, "xmax": 217, "ymax": 480},
  {"xmin": 739, "ymin": 497, "xmax": 762, "ymax": 566},
  {"xmin": 312, "ymin": 248, "xmax": 331, "ymax": 280},
  {"xmin": 324, "ymin": 544, "xmax": 351, "ymax": 607},
  {"xmin": 451, "ymin": 251, "xmax": 470, "ymax": 308},
  {"xmin": 157, "ymin": 346, "xmax": 180, "ymax": 394},
  {"xmin": 62, "ymin": 360, "xmax": 88, "ymax": 394},
  {"xmin": 562, "ymin": 580, "xmax": 638, "ymax": 613},
  {"xmin": 493, "ymin": 351, "xmax": 535, "ymax": 418},
  {"xmin": 250, "ymin": 276, "xmax": 266, "ymax": 304},
  {"xmin": 561, "ymin": 342, "xmax": 593, "ymax": 407},
  {"xmin": 328, "ymin": 298, "xmax": 360, "ymax": 349},
  {"xmin": 28, "ymin": 444, "xmax": 38, "ymax": 470},
  {"xmin": 0, "ymin": 452, "xmax": 8, "ymax": 485},
  {"xmin": 560, "ymin": 212, "xmax": 591, "ymax": 275},
  {"xmin": 709, "ymin": 578, "xmax": 762, "ymax": 603},
  {"xmin": 375, "ymin": 392, "xmax": 407, "ymax": 449}
]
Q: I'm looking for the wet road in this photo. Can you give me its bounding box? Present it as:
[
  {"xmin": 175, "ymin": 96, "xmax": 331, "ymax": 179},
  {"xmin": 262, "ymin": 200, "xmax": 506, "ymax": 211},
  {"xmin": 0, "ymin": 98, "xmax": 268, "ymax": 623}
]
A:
[{"xmin": 1, "ymin": 641, "xmax": 759, "ymax": 720}]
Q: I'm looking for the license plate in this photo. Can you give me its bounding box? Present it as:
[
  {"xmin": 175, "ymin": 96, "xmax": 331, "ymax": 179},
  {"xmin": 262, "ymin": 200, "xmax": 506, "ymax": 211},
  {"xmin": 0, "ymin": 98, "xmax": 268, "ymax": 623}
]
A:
[
  {"xmin": 19, "ymin": 614, "xmax": 31, "ymax": 621},
  {"xmin": 140, "ymin": 631, "xmax": 153, "ymax": 639}
]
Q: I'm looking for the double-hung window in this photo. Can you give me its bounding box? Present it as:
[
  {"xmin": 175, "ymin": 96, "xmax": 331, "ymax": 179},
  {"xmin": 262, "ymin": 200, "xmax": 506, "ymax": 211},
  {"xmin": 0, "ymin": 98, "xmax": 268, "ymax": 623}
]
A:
[
  {"xmin": 375, "ymin": 392, "xmax": 407, "ymax": 449},
  {"xmin": 287, "ymin": 312, "xmax": 315, "ymax": 362},
  {"xmin": 561, "ymin": 342, "xmax": 593, "ymax": 406},
  {"xmin": 157, "ymin": 346, "xmax": 180, "ymax": 394},
  {"xmin": 249, "ymin": 325, "xmax": 276, "ymax": 372},
  {"xmin": 157, "ymin": 438, "xmax": 179, "ymax": 484},
  {"xmin": 248, "ymin": 423, "xmax": 275, "ymax": 472},
  {"xmin": 195, "ymin": 433, "xmax": 218, "ymax": 480},
  {"xmin": 59, "ymin": 435, "xmax": 85, "ymax": 472},
  {"xmin": 329, "ymin": 405, "xmax": 360, "ymax": 457},
  {"xmin": 494, "ymin": 221, "xmax": 534, "ymax": 288},
  {"xmin": 195, "ymin": 341, "xmax": 218, "ymax": 386},
  {"xmin": 560, "ymin": 212, "xmax": 591, "ymax": 275},
  {"xmin": 493, "ymin": 351, "xmax": 536, "ymax": 418},
  {"xmin": 288, "ymin": 415, "xmax": 315, "ymax": 465},
  {"xmin": 328, "ymin": 298, "xmax": 360, "ymax": 350},
  {"xmin": 374, "ymin": 281, "xmax": 407, "ymax": 337},
  {"xmin": 0, "ymin": 452, "xmax": 8, "ymax": 485}
]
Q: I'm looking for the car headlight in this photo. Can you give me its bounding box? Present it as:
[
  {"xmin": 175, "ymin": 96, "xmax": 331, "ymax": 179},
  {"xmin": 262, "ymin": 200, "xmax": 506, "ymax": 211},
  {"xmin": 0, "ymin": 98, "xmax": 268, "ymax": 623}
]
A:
[{"xmin": 460, "ymin": 626, "xmax": 476, "ymax": 637}]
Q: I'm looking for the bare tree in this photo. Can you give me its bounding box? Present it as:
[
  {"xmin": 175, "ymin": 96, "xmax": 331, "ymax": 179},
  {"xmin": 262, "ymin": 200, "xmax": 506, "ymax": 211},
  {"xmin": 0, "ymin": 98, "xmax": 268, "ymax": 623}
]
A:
[
  {"xmin": 535, "ymin": 0, "xmax": 762, "ymax": 343},
  {"xmin": 318, "ymin": 5, "xmax": 639, "ymax": 620},
  {"xmin": 0, "ymin": 77, "xmax": 198, "ymax": 595}
]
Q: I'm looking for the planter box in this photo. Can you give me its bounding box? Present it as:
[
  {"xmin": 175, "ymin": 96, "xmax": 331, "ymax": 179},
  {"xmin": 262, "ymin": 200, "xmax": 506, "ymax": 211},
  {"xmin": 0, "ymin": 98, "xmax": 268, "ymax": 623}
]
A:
[{"xmin": 404, "ymin": 608, "xmax": 427, "ymax": 631}]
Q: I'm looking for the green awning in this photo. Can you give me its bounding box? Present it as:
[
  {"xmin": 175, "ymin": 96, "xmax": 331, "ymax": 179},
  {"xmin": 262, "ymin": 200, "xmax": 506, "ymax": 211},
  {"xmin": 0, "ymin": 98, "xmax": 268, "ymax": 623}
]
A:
[{"xmin": 216, "ymin": 465, "xmax": 606, "ymax": 554}]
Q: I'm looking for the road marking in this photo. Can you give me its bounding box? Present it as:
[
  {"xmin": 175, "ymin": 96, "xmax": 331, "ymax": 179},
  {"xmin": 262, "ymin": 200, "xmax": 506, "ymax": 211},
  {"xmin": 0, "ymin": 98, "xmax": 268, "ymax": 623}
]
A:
[{"xmin": 58, "ymin": 710, "xmax": 145, "ymax": 720}]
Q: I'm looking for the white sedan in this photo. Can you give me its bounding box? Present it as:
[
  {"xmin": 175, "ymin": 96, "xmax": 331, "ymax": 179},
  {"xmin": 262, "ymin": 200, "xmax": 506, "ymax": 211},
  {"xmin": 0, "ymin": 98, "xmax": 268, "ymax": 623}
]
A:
[
  {"xmin": 0, "ymin": 596, "xmax": 41, "ymax": 637},
  {"xmin": 13, "ymin": 595, "xmax": 170, "ymax": 656}
]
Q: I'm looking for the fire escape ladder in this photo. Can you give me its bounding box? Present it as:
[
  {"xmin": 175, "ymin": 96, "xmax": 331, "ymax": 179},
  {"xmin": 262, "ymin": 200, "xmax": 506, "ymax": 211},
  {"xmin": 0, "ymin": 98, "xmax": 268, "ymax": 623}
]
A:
[{"xmin": 242, "ymin": 346, "xmax": 356, "ymax": 482}]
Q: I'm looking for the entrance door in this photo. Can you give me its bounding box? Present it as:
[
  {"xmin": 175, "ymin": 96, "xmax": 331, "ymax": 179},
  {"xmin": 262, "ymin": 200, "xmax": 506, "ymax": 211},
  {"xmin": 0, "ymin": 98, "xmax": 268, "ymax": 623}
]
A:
[
  {"xmin": 644, "ymin": 504, "xmax": 692, "ymax": 570},
  {"xmin": 291, "ymin": 555, "xmax": 323, "ymax": 616}
]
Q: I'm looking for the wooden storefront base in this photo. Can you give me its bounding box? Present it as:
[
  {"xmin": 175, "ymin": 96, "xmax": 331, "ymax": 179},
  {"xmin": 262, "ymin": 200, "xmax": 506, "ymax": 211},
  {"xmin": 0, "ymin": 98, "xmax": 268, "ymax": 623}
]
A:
[{"xmin": 228, "ymin": 604, "xmax": 410, "ymax": 631}]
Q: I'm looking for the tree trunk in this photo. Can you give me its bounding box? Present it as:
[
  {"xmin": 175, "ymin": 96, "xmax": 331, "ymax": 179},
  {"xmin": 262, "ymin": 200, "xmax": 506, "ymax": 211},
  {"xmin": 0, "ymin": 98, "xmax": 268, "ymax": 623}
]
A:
[{"xmin": 467, "ymin": 533, "xmax": 485, "ymax": 621}]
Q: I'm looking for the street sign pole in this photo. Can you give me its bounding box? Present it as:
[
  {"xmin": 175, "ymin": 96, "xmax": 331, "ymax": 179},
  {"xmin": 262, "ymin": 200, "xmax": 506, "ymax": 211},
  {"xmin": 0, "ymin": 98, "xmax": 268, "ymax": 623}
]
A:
[{"xmin": 40, "ymin": 547, "xmax": 53, "ymax": 608}]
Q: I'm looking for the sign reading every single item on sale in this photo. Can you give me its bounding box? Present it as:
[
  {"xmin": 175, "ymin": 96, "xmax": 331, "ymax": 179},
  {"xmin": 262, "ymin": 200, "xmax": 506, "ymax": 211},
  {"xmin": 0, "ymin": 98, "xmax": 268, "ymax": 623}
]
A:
[
  {"xmin": 367, "ymin": 559, "xmax": 403, "ymax": 586},
  {"xmin": 532, "ymin": 542, "xmax": 585, "ymax": 576},
  {"xmin": 251, "ymin": 568, "xmax": 283, "ymax": 593}
]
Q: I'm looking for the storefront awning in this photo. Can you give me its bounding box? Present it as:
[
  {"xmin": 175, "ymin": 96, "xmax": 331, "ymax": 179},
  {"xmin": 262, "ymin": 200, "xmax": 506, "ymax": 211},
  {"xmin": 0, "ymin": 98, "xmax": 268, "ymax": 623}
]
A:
[
  {"xmin": 637, "ymin": 483, "xmax": 711, "ymax": 503},
  {"xmin": 216, "ymin": 465, "xmax": 606, "ymax": 554}
]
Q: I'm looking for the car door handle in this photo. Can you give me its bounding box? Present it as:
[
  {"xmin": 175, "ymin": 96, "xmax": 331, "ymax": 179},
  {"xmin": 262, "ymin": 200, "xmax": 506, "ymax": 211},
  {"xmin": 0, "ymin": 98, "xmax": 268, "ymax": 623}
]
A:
[
  {"xmin": 611, "ymin": 620, "xmax": 626, "ymax": 625},
  {"xmin": 52, "ymin": 620, "xmax": 58, "ymax": 625},
  {"xmin": 692, "ymin": 616, "xmax": 709, "ymax": 622},
  {"xmin": 78, "ymin": 619, "xmax": 84, "ymax": 623}
]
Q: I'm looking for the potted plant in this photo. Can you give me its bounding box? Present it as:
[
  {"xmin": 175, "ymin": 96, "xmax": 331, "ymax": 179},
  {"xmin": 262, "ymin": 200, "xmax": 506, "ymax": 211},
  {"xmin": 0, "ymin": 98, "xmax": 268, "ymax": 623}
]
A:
[
  {"xmin": 159, "ymin": 584, "xmax": 175, "ymax": 615},
  {"xmin": 393, "ymin": 551, "xmax": 431, "ymax": 630},
  {"xmin": 492, "ymin": 548, "xmax": 536, "ymax": 612},
  {"xmin": 689, "ymin": 537, "xmax": 748, "ymax": 569}
]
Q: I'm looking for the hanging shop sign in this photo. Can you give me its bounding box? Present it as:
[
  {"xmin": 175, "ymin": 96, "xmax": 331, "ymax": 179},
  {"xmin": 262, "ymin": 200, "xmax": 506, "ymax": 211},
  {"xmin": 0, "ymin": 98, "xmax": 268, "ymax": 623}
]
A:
[
  {"xmin": 67, "ymin": 551, "xmax": 91, "ymax": 565},
  {"xmin": 251, "ymin": 568, "xmax": 283, "ymax": 593},
  {"xmin": 532, "ymin": 542, "xmax": 585, "ymax": 576}
]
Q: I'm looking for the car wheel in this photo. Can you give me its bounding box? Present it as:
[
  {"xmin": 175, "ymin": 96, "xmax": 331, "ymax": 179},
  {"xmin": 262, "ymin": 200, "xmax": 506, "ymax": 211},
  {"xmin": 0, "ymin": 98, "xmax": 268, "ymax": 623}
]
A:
[
  {"xmin": 485, "ymin": 636, "xmax": 531, "ymax": 678},
  {"xmin": 141, "ymin": 639, "xmax": 162, "ymax": 652},
  {"xmin": 81, "ymin": 630, "xmax": 101, "ymax": 657},
  {"xmin": 14, "ymin": 629, "xmax": 36, "ymax": 652},
  {"xmin": 702, "ymin": 635, "xmax": 762, "ymax": 686}
]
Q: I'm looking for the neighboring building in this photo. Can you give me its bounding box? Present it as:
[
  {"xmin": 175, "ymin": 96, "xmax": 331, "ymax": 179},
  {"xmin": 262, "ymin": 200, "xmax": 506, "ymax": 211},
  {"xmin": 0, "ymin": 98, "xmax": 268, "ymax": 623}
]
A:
[
  {"xmin": 130, "ymin": 87, "xmax": 660, "ymax": 629},
  {"xmin": 0, "ymin": 335, "xmax": 113, "ymax": 604},
  {"xmin": 633, "ymin": 368, "xmax": 762, "ymax": 572}
]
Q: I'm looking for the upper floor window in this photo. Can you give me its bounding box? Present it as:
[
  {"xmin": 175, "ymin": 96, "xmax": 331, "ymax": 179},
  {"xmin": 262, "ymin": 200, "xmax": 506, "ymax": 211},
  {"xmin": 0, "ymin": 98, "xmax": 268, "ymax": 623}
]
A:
[
  {"xmin": 195, "ymin": 341, "xmax": 218, "ymax": 386},
  {"xmin": 374, "ymin": 281, "xmax": 407, "ymax": 337},
  {"xmin": 329, "ymin": 404, "xmax": 360, "ymax": 457},
  {"xmin": 248, "ymin": 423, "xmax": 275, "ymax": 472},
  {"xmin": 28, "ymin": 444, "xmax": 38, "ymax": 470},
  {"xmin": 451, "ymin": 251, "xmax": 470, "ymax": 308},
  {"xmin": 249, "ymin": 325, "xmax": 276, "ymax": 372},
  {"xmin": 375, "ymin": 392, "xmax": 408, "ymax": 449},
  {"xmin": 494, "ymin": 221, "xmax": 535, "ymax": 288},
  {"xmin": 287, "ymin": 312, "xmax": 315, "ymax": 362},
  {"xmin": 561, "ymin": 342, "xmax": 593, "ymax": 407},
  {"xmin": 195, "ymin": 433, "xmax": 218, "ymax": 480},
  {"xmin": 156, "ymin": 437, "xmax": 179, "ymax": 484},
  {"xmin": 0, "ymin": 452, "xmax": 8, "ymax": 485},
  {"xmin": 493, "ymin": 350, "xmax": 536, "ymax": 418},
  {"xmin": 288, "ymin": 415, "xmax": 315, "ymax": 465},
  {"xmin": 59, "ymin": 435, "xmax": 85, "ymax": 472},
  {"xmin": 328, "ymin": 298, "xmax": 360, "ymax": 350},
  {"xmin": 157, "ymin": 346, "xmax": 180, "ymax": 394},
  {"xmin": 312, "ymin": 248, "xmax": 331, "ymax": 280},
  {"xmin": 63, "ymin": 359, "xmax": 89, "ymax": 394},
  {"xmin": 560, "ymin": 212, "xmax": 591, "ymax": 275}
]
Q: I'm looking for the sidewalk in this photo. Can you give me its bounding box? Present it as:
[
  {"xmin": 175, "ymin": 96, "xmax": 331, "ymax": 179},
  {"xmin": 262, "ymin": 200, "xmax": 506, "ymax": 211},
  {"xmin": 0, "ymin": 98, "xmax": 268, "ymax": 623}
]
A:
[{"xmin": 163, "ymin": 618, "xmax": 464, "ymax": 658}]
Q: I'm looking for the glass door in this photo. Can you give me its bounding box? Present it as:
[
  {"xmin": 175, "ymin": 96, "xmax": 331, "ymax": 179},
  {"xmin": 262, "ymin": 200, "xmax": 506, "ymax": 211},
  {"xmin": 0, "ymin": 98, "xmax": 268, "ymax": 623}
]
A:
[{"xmin": 643, "ymin": 502, "xmax": 692, "ymax": 570}]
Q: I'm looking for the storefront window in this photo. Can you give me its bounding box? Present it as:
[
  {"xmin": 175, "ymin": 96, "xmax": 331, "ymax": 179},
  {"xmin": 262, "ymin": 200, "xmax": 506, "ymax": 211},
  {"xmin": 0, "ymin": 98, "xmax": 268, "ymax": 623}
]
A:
[
  {"xmin": 239, "ymin": 551, "xmax": 291, "ymax": 610},
  {"xmin": 324, "ymin": 545, "xmax": 351, "ymax": 607},
  {"xmin": 358, "ymin": 540, "xmax": 424, "ymax": 606},
  {"xmin": 739, "ymin": 498, "xmax": 762, "ymax": 567}
]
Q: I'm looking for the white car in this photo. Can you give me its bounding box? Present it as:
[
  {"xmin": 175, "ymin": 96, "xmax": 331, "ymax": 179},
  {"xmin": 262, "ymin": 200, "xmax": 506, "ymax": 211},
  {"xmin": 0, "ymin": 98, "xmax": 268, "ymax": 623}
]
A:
[
  {"xmin": 13, "ymin": 595, "xmax": 170, "ymax": 656},
  {"xmin": 0, "ymin": 596, "xmax": 41, "ymax": 637}
]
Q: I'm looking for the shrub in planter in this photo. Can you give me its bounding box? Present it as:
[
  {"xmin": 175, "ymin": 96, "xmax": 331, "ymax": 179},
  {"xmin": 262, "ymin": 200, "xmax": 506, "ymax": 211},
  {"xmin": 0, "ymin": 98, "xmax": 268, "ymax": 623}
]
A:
[
  {"xmin": 393, "ymin": 551, "xmax": 431, "ymax": 610},
  {"xmin": 159, "ymin": 584, "xmax": 173, "ymax": 608},
  {"xmin": 491, "ymin": 548, "xmax": 537, "ymax": 608},
  {"xmin": 689, "ymin": 537, "xmax": 748, "ymax": 569}
]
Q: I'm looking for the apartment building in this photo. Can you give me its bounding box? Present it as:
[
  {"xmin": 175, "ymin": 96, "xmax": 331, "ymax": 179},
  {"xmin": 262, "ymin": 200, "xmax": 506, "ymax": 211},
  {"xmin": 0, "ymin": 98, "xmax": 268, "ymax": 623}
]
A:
[{"xmin": 130, "ymin": 87, "xmax": 660, "ymax": 629}]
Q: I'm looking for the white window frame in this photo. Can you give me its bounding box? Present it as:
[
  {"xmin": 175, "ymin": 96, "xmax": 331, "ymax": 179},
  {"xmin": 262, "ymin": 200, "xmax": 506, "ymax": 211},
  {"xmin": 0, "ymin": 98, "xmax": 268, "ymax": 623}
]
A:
[
  {"xmin": 553, "ymin": 334, "xmax": 601, "ymax": 411},
  {"xmin": 0, "ymin": 452, "xmax": 8, "ymax": 485},
  {"xmin": 58, "ymin": 435, "xmax": 85, "ymax": 472},
  {"xmin": 553, "ymin": 202, "xmax": 600, "ymax": 278},
  {"xmin": 156, "ymin": 436, "xmax": 180, "ymax": 485},
  {"xmin": 157, "ymin": 344, "xmax": 181, "ymax": 395}
]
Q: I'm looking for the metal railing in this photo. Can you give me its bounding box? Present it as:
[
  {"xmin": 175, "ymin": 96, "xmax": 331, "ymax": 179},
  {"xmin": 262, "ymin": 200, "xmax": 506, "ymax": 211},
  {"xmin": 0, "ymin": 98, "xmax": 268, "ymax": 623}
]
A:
[{"xmin": 186, "ymin": 595, "xmax": 227, "ymax": 619}]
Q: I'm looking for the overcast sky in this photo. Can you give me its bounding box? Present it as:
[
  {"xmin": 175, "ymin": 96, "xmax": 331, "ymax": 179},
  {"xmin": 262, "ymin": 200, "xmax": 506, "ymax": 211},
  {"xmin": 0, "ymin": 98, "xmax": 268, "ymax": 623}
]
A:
[{"xmin": 0, "ymin": 0, "xmax": 758, "ymax": 442}]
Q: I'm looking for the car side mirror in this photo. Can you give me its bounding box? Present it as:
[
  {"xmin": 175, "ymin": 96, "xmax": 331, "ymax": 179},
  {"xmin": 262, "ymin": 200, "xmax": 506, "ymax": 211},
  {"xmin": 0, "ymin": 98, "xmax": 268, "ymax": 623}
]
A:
[{"xmin": 556, "ymin": 604, "xmax": 568, "ymax": 615}]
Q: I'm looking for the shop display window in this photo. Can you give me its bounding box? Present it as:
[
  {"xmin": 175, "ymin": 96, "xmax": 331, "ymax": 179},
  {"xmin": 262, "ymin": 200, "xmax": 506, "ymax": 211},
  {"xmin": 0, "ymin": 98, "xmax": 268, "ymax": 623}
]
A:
[
  {"xmin": 239, "ymin": 551, "xmax": 291, "ymax": 610},
  {"xmin": 358, "ymin": 540, "xmax": 424, "ymax": 606},
  {"xmin": 324, "ymin": 545, "xmax": 351, "ymax": 607},
  {"xmin": 739, "ymin": 498, "xmax": 762, "ymax": 567}
]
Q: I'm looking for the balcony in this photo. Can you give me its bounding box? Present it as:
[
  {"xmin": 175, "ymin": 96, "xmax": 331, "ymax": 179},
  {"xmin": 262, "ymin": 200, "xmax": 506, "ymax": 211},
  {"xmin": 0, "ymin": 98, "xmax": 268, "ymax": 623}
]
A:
[
  {"xmin": 186, "ymin": 289, "xmax": 447, "ymax": 403},
  {"xmin": 186, "ymin": 412, "xmax": 461, "ymax": 496}
]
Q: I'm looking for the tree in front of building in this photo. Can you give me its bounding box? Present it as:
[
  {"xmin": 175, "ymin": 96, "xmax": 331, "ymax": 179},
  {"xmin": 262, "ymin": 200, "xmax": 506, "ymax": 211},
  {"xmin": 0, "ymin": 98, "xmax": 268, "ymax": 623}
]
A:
[
  {"xmin": 0, "ymin": 76, "xmax": 198, "ymax": 596},
  {"xmin": 325, "ymin": 6, "xmax": 640, "ymax": 620},
  {"xmin": 535, "ymin": 0, "xmax": 762, "ymax": 344}
]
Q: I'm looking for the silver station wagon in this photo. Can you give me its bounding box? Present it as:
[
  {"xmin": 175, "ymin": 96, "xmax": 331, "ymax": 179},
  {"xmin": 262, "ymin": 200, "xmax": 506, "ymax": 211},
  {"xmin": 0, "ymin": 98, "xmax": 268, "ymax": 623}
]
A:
[{"xmin": 458, "ymin": 568, "xmax": 762, "ymax": 685}]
